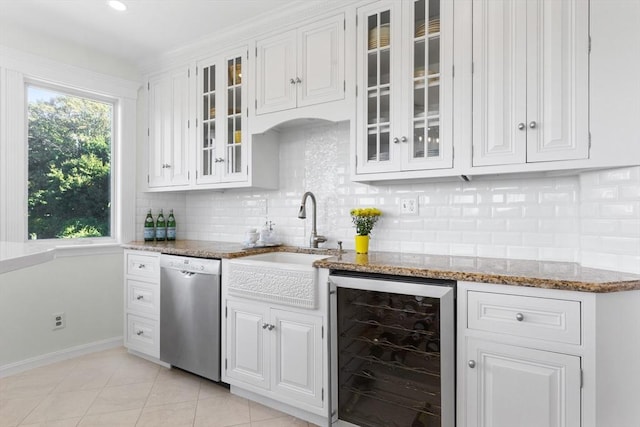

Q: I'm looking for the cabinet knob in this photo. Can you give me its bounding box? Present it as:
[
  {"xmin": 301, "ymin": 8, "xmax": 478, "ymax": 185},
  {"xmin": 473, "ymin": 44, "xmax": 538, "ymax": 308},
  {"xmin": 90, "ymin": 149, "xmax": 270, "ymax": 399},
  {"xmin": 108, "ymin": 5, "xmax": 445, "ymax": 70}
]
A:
[
  {"xmin": 468, "ymin": 360, "xmax": 476, "ymax": 369},
  {"xmin": 393, "ymin": 137, "xmax": 400, "ymax": 144},
  {"xmin": 529, "ymin": 121, "xmax": 537, "ymax": 129},
  {"xmin": 516, "ymin": 312, "xmax": 524, "ymax": 321},
  {"xmin": 295, "ymin": 77, "xmax": 302, "ymax": 84},
  {"xmin": 267, "ymin": 324, "xmax": 275, "ymax": 331},
  {"xmin": 290, "ymin": 78, "xmax": 296, "ymax": 84},
  {"xmin": 400, "ymin": 136, "xmax": 408, "ymax": 143},
  {"xmin": 161, "ymin": 163, "xmax": 171, "ymax": 169},
  {"xmin": 262, "ymin": 323, "xmax": 269, "ymax": 329},
  {"xmin": 136, "ymin": 295, "xmax": 144, "ymax": 300},
  {"xmin": 214, "ymin": 157, "xmax": 225, "ymax": 163},
  {"xmin": 136, "ymin": 330, "xmax": 144, "ymax": 336},
  {"xmin": 517, "ymin": 122, "xmax": 525, "ymax": 130}
]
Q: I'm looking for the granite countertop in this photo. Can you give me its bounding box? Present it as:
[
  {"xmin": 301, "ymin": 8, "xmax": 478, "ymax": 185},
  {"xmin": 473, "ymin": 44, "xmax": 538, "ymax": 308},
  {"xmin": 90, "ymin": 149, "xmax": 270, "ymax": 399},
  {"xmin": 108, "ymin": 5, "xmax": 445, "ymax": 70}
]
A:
[{"xmin": 123, "ymin": 240, "xmax": 640, "ymax": 293}]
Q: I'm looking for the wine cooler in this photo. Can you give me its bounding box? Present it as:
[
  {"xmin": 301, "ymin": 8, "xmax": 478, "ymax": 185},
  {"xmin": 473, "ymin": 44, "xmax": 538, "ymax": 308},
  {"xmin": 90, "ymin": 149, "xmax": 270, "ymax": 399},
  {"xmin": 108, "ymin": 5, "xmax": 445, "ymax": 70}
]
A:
[{"xmin": 329, "ymin": 273, "xmax": 455, "ymax": 427}]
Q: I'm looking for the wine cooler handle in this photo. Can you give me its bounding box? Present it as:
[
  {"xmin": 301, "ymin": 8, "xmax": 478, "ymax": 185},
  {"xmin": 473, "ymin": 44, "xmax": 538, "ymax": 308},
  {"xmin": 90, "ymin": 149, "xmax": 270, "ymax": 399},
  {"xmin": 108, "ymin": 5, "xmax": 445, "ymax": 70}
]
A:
[{"xmin": 468, "ymin": 360, "xmax": 476, "ymax": 369}]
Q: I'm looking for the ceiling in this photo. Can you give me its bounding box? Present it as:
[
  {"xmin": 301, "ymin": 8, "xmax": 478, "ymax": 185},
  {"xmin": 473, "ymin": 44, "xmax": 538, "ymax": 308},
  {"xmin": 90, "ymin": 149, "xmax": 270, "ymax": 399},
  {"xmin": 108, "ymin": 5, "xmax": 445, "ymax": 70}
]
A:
[{"xmin": 0, "ymin": 0, "xmax": 322, "ymax": 67}]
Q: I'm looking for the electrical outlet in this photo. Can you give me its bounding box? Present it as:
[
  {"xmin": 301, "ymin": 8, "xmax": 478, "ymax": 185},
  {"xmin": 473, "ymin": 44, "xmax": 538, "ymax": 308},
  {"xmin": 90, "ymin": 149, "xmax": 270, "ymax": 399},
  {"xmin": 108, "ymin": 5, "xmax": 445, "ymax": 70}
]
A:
[
  {"xmin": 52, "ymin": 312, "xmax": 65, "ymax": 330},
  {"xmin": 400, "ymin": 197, "xmax": 419, "ymax": 215}
]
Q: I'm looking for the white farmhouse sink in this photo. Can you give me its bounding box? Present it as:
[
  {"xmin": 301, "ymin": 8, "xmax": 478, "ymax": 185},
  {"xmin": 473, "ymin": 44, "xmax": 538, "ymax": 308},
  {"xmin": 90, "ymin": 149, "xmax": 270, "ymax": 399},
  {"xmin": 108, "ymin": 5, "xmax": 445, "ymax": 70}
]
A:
[{"xmin": 227, "ymin": 251, "xmax": 330, "ymax": 309}]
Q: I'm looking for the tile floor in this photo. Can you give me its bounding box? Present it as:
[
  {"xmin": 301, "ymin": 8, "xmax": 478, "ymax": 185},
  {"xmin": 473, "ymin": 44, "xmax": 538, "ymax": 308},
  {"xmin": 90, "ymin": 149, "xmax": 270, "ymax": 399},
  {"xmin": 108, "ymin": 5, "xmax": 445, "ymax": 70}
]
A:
[{"xmin": 0, "ymin": 347, "xmax": 319, "ymax": 427}]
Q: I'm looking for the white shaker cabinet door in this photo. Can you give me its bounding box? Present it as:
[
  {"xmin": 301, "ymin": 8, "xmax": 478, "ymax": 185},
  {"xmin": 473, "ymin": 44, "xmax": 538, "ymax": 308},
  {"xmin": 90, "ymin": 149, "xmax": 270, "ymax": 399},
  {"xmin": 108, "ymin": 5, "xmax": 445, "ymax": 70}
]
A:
[
  {"xmin": 525, "ymin": 0, "xmax": 589, "ymax": 163},
  {"xmin": 225, "ymin": 300, "xmax": 270, "ymax": 389},
  {"xmin": 256, "ymin": 30, "xmax": 297, "ymax": 115},
  {"xmin": 271, "ymin": 309, "xmax": 323, "ymax": 408},
  {"xmin": 297, "ymin": 15, "xmax": 345, "ymax": 108},
  {"xmin": 464, "ymin": 338, "xmax": 581, "ymax": 427},
  {"xmin": 147, "ymin": 67, "xmax": 191, "ymax": 188}
]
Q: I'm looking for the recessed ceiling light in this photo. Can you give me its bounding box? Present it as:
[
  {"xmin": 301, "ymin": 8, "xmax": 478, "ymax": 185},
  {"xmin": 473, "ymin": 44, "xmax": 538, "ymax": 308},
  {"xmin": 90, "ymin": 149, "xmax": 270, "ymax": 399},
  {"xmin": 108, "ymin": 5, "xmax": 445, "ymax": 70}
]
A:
[{"xmin": 108, "ymin": 1, "xmax": 127, "ymax": 12}]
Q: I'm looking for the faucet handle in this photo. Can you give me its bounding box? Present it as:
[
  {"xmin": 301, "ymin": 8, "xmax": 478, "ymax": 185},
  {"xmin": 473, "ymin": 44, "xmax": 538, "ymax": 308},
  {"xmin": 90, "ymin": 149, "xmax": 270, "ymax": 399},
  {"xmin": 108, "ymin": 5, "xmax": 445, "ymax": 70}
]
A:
[{"xmin": 337, "ymin": 241, "xmax": 343, "ymax": 253}]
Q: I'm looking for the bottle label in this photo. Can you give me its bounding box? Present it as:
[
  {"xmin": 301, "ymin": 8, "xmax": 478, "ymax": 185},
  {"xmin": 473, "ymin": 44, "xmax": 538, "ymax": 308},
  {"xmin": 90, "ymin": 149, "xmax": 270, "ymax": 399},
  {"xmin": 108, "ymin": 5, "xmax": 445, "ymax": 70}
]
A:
[
  {"xmin": 144, "ymin": 228, "xmax": 155, "ymax": 240},
  {"xmin": 156, "ymin": 228, "xmax": 166, "ymax": 240},
  {"xmin": 167, "ymin": 227, "xmax": 176, "ymax": 240}
]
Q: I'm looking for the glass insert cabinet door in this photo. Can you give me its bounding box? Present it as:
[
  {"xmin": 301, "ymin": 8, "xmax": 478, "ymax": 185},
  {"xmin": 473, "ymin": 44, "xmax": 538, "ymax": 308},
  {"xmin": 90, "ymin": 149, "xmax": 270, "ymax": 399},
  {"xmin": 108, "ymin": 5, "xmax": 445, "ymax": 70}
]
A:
[
  {"xmin": 357, "ymin": 0, "xmax": 452, "ymax": 174},
  {"xmin": 197, "ymin": 50, "xmax": 248, "ymax": 185}
]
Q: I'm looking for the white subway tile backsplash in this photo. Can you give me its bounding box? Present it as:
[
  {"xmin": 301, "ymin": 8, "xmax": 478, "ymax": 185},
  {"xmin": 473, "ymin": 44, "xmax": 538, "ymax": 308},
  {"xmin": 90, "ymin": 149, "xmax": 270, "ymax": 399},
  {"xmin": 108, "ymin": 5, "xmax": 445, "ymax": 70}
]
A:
[{"xmin": 136, "ymin": 123, "xmax": 640, "ymax": 274}]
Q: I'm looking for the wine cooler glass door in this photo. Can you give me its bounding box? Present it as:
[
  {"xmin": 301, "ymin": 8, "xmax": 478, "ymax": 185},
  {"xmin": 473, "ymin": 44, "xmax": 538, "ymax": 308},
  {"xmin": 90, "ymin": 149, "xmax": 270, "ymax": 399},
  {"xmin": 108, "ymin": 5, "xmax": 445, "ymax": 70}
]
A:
[{"xmin": 329, "ymin": 275, "xmax": 454, "ymax": 427}]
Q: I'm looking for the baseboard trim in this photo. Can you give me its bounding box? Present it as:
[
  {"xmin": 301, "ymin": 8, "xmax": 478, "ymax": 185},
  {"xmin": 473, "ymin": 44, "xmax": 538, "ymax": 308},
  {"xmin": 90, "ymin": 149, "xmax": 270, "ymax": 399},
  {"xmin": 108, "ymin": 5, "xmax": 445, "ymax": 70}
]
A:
[{"xmin": 0, "ymin": 336, "xmax": 123, "ymax": 378}]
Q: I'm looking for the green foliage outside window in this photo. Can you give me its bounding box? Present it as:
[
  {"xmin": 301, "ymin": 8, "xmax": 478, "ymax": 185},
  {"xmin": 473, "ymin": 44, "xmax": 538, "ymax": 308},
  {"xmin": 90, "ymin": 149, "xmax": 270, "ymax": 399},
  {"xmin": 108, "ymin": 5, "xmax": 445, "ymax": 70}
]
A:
[{"xmin": 27, "ymin": 88, "xmax": 113, "ymax": 240}]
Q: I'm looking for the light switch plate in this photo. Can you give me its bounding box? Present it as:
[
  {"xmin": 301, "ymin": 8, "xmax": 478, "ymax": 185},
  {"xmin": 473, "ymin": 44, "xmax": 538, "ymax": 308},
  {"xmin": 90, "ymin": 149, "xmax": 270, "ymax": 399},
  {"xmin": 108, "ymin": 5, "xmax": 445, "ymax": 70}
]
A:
[{"xmin": 400, "ymin": 197, "xmax": 419, "ymax": 215}]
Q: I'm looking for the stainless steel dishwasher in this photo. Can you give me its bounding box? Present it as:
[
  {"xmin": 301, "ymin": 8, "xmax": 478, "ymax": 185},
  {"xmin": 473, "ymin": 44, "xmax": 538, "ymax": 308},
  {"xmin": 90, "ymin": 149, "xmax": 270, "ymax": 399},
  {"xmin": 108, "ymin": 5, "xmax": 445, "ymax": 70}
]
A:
[{"xmin": 160, "ymin": 254, "xmax": 221, "ymax": 381}]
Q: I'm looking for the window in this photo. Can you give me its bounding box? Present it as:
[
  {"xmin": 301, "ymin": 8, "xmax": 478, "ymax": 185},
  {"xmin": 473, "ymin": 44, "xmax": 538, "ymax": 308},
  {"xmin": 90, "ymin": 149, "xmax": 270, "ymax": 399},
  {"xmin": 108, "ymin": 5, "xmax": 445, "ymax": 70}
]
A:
[{"xmin": 27, "ymin": 84, "xmax": 114, "ymax": 240}]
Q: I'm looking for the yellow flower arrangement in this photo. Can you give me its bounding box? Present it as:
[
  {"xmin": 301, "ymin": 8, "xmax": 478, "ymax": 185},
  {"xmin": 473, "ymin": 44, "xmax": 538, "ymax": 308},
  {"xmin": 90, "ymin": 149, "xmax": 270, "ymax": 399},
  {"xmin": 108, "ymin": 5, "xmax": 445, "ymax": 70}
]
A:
[{"xmin": 350, "ymin": 207, "xmax": 382, "ymax": 236}]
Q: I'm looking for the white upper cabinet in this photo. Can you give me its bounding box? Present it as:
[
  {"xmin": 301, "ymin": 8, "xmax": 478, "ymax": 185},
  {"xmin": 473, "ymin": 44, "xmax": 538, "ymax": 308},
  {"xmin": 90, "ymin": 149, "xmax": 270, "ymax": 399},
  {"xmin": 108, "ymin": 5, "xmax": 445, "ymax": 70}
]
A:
[
  {"xmin": 256, "ymin": 14, "xmax": 345, "ymax": 115},
  {"xmin": 196, "ymin": 49, "xmax": 248, "ymax": 186},
  {"xmin": 147, "ymin": 67, "xmax": 191, "ymax": 188},
  {"xmin": 472, "ymin": 0, "xmax": 589, "ymax": 167},
  {"xmin": 355, "ymin": 0, "xmax": 454, "ymax": 177}
]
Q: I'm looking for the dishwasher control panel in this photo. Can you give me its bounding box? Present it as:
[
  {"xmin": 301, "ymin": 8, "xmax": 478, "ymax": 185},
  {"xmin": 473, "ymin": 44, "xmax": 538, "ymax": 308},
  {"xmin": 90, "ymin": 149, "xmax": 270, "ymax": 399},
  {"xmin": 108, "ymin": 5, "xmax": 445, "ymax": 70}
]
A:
[{"xmin": 160, "ymin": 254, "xmax": 220, "ymax": 274}]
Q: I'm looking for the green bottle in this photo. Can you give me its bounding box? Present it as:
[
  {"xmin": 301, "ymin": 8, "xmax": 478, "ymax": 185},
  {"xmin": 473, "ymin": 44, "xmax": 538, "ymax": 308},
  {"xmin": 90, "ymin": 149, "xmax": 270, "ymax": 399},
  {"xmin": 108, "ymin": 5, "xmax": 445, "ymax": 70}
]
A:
[
  {"xmin": 155, "ymin": 209, "xmax": 166, "ymax": 241},
  {"xmin": 167, "ymin": 209, "xmax": 176, "ymax": 241},
  {"xmin": 144, "ymin": 209, "xmax": 155, "ymax": 242}
]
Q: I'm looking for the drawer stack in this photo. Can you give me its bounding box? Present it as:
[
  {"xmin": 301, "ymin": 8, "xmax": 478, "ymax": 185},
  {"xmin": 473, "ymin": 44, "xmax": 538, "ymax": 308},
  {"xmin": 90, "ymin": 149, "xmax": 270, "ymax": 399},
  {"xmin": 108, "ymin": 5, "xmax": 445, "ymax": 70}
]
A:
[{"xmin": 124, "ymin": 250, "xmax": 161, "ymax": 358}]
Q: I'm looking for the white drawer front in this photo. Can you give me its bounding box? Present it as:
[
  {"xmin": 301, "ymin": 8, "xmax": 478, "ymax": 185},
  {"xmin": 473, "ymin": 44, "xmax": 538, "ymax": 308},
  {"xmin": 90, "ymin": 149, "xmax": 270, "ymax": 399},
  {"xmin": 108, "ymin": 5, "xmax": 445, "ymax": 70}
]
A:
[
  {"xmin": 126, "ymin": 252, "xmax": 159, "ymax": 280},
  {"xmin": 126, "ymin": 314, "xmax": 159, "ymax": 358},
  {"xmin": 127, "ymin": 280, "xmax": 159, "ymax": 317},
  {"xmin": 467, "ymin": 291, "xmax": 581, "ymax": 344}
]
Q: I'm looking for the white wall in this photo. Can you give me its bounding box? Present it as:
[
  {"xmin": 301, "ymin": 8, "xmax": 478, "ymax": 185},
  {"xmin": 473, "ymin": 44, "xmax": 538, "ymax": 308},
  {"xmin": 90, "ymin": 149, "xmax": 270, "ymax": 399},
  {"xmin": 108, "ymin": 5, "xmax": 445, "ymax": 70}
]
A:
[
  {"xmin": 0, "ymin": 253, "xmax": 124, "ymax": 369},
  {"xmin": 137, "ymin": 121, "xmax": 640, "ymax": 274}
]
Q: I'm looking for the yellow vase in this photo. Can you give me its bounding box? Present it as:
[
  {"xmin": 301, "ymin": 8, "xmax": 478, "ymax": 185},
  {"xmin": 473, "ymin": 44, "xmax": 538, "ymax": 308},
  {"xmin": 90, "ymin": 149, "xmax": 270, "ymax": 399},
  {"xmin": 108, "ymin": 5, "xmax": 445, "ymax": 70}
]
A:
[{"xmin": 355, "ymin": 235, "xmax": 370, "ymax": 254}]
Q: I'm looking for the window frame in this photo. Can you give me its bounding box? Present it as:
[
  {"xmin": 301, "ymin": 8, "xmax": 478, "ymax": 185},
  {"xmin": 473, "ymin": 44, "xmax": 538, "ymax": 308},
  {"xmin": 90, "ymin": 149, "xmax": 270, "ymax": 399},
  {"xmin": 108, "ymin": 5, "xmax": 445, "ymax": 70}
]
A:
[{"xmin": 25, "ymin": 80, "xmax": 119, "ymax": 244}]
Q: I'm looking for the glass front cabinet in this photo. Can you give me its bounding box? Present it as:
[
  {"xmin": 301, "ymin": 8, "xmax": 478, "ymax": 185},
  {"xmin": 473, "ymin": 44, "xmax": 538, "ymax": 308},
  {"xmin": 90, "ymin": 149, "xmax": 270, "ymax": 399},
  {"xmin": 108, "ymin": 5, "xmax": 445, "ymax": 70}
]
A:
[
  {"xmin": 196, "ymin": 49, "xmax": 248, "ymax": 186},
  {"xmin": 356, "ymin": 0, "xmax": 453, "ymax": 176}
]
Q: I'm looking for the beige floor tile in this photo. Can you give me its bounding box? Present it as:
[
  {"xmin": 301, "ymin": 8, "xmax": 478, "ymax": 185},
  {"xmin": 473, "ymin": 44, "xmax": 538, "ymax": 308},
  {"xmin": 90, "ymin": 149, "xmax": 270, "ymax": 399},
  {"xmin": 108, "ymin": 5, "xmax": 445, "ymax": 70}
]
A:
[
  {"xmin": 250, "ymin": 416, "xmax": 309, "ymax": 427},
  {"xmin": 21, "ymin": 390, "xmax": 99, "ymax": 424},
  {"xmin": 76, "ymin": 408, "xmax": 140, "ymax": 427},
  {"xmin": 145, "ymin": 377, "xmax": 201, "ymax": 407},
  {"xmin": 19, "ymin": 417, "xmax": 81, "ymax": 426},
  {"xmin": 198, "ymin": 381, "xmax": 230, "ymax": 400},
  {"xmin": 248, "ymin": 401, "xmax": 288, "ymax": 422},
  {"xmin": 52, "ymin": 367, "xmax": 115, "ymax": 393},
  {"xmin": 194, "ymin": 394, "xmax": 250, "ymax": 427},
  {"xmin": 106, "ymin": 360, "xmax": 159, "ymax": 387},
  {"xmin": 155, "ymin": 366, "xmax": 200, "ymax": 382},
  {"xmin": 0, "ymin": 375, "xmax": 60, "ymax": 400},
  {"xmin": 0, "ymin": 396, "xmax": 42, "ymax": 426},
  {"xmin": 136, "ymin": 401, "xmax": 196, "ymax": 427},
  {"xmin": 85, "ymin": 382, "xmax": 152, "ymax": 415}
]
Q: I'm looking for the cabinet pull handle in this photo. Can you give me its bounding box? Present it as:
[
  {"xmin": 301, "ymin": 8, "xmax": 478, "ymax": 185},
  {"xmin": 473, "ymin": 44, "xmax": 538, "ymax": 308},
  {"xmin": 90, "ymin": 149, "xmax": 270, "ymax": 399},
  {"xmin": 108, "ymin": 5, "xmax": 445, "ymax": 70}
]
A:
[
  {"xmin": 137, "ymin": 264, "xmax": 146, "ymax": 269},
  {"xmin": 214, "ymin": 157, "xmax": 225, "ymax": 163},
  {"xmin": 262, "ymin": 323, "xmax": 269, "ymax": 329},
  {"xmin": 517, "ymin": 122, "xmax": 525, "ymax": 130},
  {"xmin": 290, "ymin": 78, "xmax": 296, "ymax": 84},
  {"xmin": 161, "ymin": 163, "xmax": 171, "ymax": 169},
  {"xmin": 529, "ymin": 121, "xmax": 537, "ymax": 129},
  {"xmin": 136, "ymin": 295, "xmax": 144, "ymax": 300},
  {"xmin": 295, "ymin": 77, "xmax": 302, "ymax": 84},
  {"xmin": 468, "ymin": 360, "xmax": 476, "ymax": 369},
  {"xmin": 393, "ymin": 137, "xmax": 400, "ymax": 144},
  {"xmin": 516, "ymin": 312, "xmax": 524, "ymax": 321},
  {"xmin": 136, "ymin": 330, "xmax": 144, "ymax": 336}
]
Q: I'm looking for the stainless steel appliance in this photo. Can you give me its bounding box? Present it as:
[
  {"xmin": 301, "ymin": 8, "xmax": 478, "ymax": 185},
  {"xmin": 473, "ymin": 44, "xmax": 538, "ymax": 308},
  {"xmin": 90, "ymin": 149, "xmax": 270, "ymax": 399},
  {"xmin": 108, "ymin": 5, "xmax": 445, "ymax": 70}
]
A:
[
  {"xmin": 329, "ymin": 272, "xmax": 455, "ymax": 427},
  {"xmin": 160, "ymin": 254, "xmax": 221, "ymax": 381}
]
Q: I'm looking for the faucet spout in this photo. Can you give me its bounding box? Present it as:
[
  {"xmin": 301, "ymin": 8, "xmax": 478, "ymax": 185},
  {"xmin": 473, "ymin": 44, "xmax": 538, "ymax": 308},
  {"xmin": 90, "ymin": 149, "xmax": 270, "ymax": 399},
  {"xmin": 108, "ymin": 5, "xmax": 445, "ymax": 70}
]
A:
[{"xmin": 298, "ymin": 191, "xmax": 326, "ymax": 248}]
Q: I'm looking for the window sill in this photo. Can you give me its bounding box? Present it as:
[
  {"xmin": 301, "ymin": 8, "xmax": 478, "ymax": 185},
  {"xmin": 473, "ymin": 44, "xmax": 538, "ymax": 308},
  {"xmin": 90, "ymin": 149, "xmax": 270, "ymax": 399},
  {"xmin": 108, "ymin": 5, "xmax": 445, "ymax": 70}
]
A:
[{"xmin": 0, "ymin": 241, "xmax": 123, "ymax": 274}]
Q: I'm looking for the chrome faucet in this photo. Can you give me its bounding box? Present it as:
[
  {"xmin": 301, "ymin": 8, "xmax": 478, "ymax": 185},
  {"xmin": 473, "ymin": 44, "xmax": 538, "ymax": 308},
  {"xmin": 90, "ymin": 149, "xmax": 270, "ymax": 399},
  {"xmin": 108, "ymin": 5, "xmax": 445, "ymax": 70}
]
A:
[{"xmin": 297, "ymin": 191, "xmax": 327, "ymax": 248}]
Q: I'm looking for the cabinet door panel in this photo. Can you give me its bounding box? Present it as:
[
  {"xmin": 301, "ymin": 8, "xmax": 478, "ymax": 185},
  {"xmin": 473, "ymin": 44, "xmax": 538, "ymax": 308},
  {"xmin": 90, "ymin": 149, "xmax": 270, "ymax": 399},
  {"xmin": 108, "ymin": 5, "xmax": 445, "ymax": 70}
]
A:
[
  {"xmin": 472, "ymin": 0, "xmax": 527, "ymax": 166},
  {"xmin": 256, "ymin": 31, "xmax": 297, "ymax": 115},
  {"xmin": 226, "ymin": 301, "xmax": 269, "ymax": 389},
  {"xmin": 526, "ymin": 0, "xmax": 589, "ymax": 162},
  {"xmin": 271, "ymin": 309, "xmax": 323, "ymax": 408},
  {"xmin": 465, "ymin": 338, "xmax": 580, "ymax": 427},
  {"xmin": 298, "ymin": 15, "xmax": 345, "ymax": 108}
]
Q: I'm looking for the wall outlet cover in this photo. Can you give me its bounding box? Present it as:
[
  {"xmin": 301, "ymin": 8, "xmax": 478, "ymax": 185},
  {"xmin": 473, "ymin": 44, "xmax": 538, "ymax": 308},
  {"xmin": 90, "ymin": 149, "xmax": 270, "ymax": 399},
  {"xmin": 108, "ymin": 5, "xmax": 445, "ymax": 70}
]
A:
[{"xmin": 400, "ymin": 197, "xmax": 419, "ymax": 215}]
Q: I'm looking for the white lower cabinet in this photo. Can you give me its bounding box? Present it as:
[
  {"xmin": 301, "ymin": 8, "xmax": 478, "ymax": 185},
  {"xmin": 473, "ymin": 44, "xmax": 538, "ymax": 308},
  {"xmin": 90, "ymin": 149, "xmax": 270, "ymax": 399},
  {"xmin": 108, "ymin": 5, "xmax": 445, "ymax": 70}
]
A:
[
  {"xmin": 458, "ymin": 281, "xmax": 640, "ymax": 427},
  {"xmin": 224, "ymin": 298, "xmax": 325, "ymax": 414},
  {"xmin": 465, "ymin": 338, "xmax": 581, "ymax": 427},
  {"xmin": 123, "ymin": 250, "xmax": 161, "ymax": 359}
]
